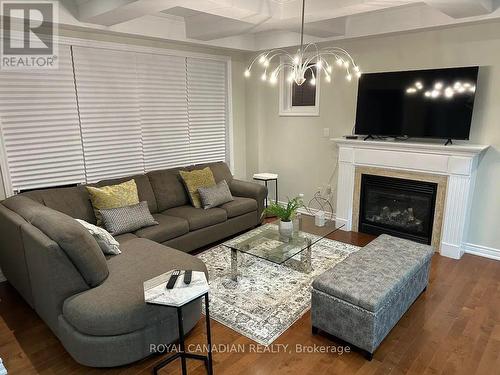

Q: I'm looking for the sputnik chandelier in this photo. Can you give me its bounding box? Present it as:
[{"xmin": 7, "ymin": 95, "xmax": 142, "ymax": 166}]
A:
[{"xmin": 244, "ymin": 0, "xmax": 361, "ymax": 86}]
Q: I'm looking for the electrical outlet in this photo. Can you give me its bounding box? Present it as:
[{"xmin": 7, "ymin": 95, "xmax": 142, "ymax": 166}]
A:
[{"xmin": 323, "ymin": 128, "xmax": 330, "ymax": 137}]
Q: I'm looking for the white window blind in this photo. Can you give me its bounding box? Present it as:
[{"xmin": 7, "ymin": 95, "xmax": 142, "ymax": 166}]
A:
[
  {"xmin": 186, "ymin": 58, "xmax": 227, "ymax": 165},
  {"xmin": 137, "ymin": 53, "xmax": 190, "ymax": 171},
  {"xmin": 0, "ymin": 45, "xmax": 85, "ymax": 193},
  {"xmin": 72, "ymin": 46, "xmax": 144, "ymax": 182}
]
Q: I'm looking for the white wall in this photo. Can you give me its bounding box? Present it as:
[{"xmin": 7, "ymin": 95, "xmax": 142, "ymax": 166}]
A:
[{"xmin": 244, "ymin": 20, "xmax": 500, "ymax": 252}]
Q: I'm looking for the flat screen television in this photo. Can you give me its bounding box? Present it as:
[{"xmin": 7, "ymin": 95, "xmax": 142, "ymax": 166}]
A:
[{"xmin": 354, "ymin": 67, "xmax": 479, "ymax": 140}]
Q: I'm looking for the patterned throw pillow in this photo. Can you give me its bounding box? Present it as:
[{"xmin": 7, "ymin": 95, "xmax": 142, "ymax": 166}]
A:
[
  {"xmin": 179, "ymin": 167, "xmax": 216, "ymax": 208},
  {"xmin": 75, "ymin": 219, "xmax": 121, "ymax": 255},
  {"xmin": 198, "ymin": 180, "xmax": 234, "ymax": 209},
  {"xmin": 86, "ymin": 179, "xmax": 139, "ymax": 226},
  {"xmin": 100, "ymin": 201, "xmax": 158, "ymax": 236}
]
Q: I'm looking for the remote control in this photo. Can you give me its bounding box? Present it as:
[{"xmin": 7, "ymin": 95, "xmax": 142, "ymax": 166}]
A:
[
  {"xmin": 166, "ymin": 270, "xmax": 181, "ymax": 289},
  {"xmin": 184, "ymin": 270, "xmax": 192, "ymax": 285}
]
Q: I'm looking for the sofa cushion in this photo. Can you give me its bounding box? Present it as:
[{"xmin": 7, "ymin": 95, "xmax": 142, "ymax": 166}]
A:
[
  {"xmin": 76, "ymin": 219, "xmax": 121, "ymax": 255},
  {"xmin": 113, "ymin": 233, "xmax": 138, "ymax": 244},
  {"xmin": 87, "ymin": 180, "xmax": 140, "ymax": 226},
  {"xmin": 100, "ymin": 201, "xmax": 158, "ymax": 236},
  {"xmin": 29, "ymin": 205, "xmax": 109, "ymax": 287},
  {"xmin": 163, "ymin": 206, "xmax": 227, "ymax": 231},
  {"xmin": 179, "ymin": 167, "xmax": 216, "ymax": 208},
  {"xmin": 62, "ymin": 238, "xmax": 207, "ymax": 336},
  {"xmin": 134, "ymin": 214, "xmax": 189, "ymax": 243},
  {"xmin": 220, "ymin": 197, "xmax": 257, "ymax": 218},
  {"xmin": 147, "ymin": 168, "xmax": 190, "ymax": 211},
  {"xmin": 22, "ymin": 186, "xmax": 96, "ymax": 223},
  {"xmin": 199, "ymin": 180, "xmax": 234, "ymax": 209},
  {"xmin": 95, "ymin": 174, "xmax": 158, "ymax": 215},
  {"xmin": 191, "ymin": 161, "xmax": 234, "ymax": 183}
]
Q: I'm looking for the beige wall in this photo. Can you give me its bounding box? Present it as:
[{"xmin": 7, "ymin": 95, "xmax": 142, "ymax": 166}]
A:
[{"xmin": 244, "ymin": 21, "xmax": 500, "ymax": 250}]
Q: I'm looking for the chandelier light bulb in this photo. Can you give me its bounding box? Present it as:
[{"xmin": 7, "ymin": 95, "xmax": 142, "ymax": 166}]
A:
[
  {"xmin": 346, "ymin": 74, "xmax": 352, "ymax": 81},
  {"xmin": 406, "ymin": 87, "xmax": 417, "ymax": 94},
  {"xmin": 454, "ymin": 81, "xmax": 462, "ymax": 89},
  {"xmin": 263, "ymin": 59, "xmax": 269, "ymax": 67},
  {"xmin": 293, "ymin": 55, "xmax": 300, "ymax": 64},
  {"xmin": 415, "ymin": 81, "xmax": 423, "ymax": 90},
  {"xmin": 356, "ymin": 71, "xmax": 362, "ymax": 78},
  {"xmin": 310, "ymin": 77, "xmax": 316, "ymax": 85},
  {"xmin": 336, "ymin": 58, "xmax": 343, "ymax": 66},
  {"xmin": 244, "ymin": 69, "xmax": 250, "ymax": 78},
  {"xmin": 326, "ymin": 65, "xmax": 332, "ymax": 73},
  {"xmin": 343, "ymin": 60, "xmax": 350, "ymax": 68},
  {"xmin": 434, "ymin": 82, "xmax": 443, "ymax": 90},
  {"xmin": 325, "ymin": 74, "xmax": 331, "ymax": 83},
  {"xmin": 469, "ymin": 85, "xmax": 476, "ymax": 93},
  {"xmin": 316, "ymin": 60, "xmax": 322, "ymax": 68},
  {"xmin": 424, "ymin": 91, "xmax": 431, "ymax": 97},
  {"xmin": 261, "ymin": 73, "xmax": 267, "ymax": 81},
  {"xmin": 444, "ymin": 87, "xmax": 454, "ymax": 98},
  {"xmin": 270, "ymin": 75, "xmax": 278, "ymax": 84},
  {"xmin": 259, "ymin": 55, "xmax": 266, "ymax": 64}
]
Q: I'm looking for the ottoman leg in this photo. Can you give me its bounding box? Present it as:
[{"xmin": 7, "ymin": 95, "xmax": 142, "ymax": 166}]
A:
[
  {"xmin": 312, "ymin": 326, "xmax": 319, "ymax": 335},
  {"xmin": 363, "ymin": 350, "xmax": 373, "ymax": 361}
]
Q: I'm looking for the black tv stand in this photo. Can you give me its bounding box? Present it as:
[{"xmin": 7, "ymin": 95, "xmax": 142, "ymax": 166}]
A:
[
  {"xmin": 363, "ymin": 135, "xmax": 375, "ymax": 141},
  {"xmin": 444, "ymin": 139, "xmax": 453, "ymax": 146}
]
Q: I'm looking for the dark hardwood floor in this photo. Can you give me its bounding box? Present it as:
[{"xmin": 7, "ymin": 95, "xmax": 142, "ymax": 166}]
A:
[{"xmin": 1, "ymin": 230, "xmax": 499, "ymax": 375}]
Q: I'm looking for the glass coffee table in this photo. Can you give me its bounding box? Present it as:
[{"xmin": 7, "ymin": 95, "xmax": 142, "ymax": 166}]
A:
[{"xmin": 223, "ymin": 214, "xmax": 344, "ymax": 281}]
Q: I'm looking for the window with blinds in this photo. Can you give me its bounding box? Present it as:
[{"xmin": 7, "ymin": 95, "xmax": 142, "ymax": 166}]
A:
[
  {"xmin": 0, "ymin": 44, "xmax": 230, "ymax": 195},
  {"xmin": 72, "ymin": 46, "xmax": 144, "ymax": 183},
  {"xmin": 187, "ymin": 58, "xmax": 227, "ymax": 165},
  {"xmin": 0, "ymin": 45, "xmax": 85, "ymax": 193},
  {"xmin": 137, "ymin": 53, "xmax": 190, "ymax": 171}
]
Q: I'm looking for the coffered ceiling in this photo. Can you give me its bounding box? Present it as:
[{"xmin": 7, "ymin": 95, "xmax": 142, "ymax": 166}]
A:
[{"xmin": 60, "ymin": 0, "xmax": 500, "ymax": 50}]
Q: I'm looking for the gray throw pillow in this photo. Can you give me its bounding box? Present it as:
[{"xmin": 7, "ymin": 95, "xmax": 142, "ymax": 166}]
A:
[
  {"xmin": 198, "ymin": 180, "xmax": 234, "ymax": 209},
  {"xmin": 100, "ymin": 201, "xmax": 158, "ymax": 236},
  {"xmin": 75, "ymin": 219, "xmax": 121, "ymax": 255}
]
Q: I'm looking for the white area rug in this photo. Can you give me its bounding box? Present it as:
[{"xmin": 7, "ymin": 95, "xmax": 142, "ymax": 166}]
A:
[{"xmin": 197, "ymin": 227, "xmax": 360, "ymax": 346}]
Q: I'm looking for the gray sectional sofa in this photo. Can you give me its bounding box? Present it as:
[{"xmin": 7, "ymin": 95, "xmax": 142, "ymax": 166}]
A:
[{"xmin": 0, "ymin": 161, "xmax": 267, "ymax": 367}]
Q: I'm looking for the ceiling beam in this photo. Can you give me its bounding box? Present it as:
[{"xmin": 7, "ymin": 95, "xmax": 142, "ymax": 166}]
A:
[{"xmin": 424, "ymin": 0, "xmax": 495, "ymax": 18}]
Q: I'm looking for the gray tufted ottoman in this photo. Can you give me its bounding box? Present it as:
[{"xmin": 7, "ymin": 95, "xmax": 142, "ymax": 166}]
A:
[{"xmin": 311, "ymin": 234, "xmax": 434, "ymax": 360}]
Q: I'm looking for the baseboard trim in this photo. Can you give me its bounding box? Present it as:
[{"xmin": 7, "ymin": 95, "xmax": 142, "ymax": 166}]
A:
[
  {"xmin": 463, "ymin": 243, "xmax": 500, "ymax": 261},
  {"xmin": 276, "ymin": 200, "xmax": 336, "ymax": 221}
]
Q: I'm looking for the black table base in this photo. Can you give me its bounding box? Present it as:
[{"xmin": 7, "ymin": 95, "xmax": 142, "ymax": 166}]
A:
[{"xmin": 153, "ymin": 293, "xmax": 213, "ymax": 375}]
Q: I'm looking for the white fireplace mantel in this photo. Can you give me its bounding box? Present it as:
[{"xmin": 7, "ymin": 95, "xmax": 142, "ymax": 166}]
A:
[{"xmin": 332, "ymin": 138, "xmax": 489, "ymax": 259}]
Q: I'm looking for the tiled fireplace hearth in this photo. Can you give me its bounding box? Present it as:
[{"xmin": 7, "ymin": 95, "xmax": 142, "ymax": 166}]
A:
[{"xmin": 333, "ymin": 138, "xmax": 488, "ymax": 259}]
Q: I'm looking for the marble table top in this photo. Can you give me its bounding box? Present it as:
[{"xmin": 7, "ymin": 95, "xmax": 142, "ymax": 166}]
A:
[{"xmin": 144, "ymin": 270, "xmax": 208, "ymax": 307}]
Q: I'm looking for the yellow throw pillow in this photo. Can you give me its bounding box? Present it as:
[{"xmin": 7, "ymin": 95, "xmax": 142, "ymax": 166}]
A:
[
  {"xmin": 86, "ymin": 179, "xmax": 139, "ymax": 225},
  {"xmin": 179, "ymin": 167, "xmax": 216, "ymax": 208}
]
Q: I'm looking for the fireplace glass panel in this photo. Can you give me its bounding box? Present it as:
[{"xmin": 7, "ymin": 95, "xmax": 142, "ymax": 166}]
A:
[{"xmin": 359, "ymin": 175, "xmax": 437, "ymax": 244}]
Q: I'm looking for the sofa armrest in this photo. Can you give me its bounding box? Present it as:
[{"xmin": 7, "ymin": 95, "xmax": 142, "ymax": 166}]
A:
[{"xmin": 229, "ymin": 179, "xmax": 268, "ymax": 222}]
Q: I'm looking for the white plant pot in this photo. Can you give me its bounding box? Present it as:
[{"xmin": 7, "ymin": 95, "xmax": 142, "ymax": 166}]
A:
[{"xmin": 279, "ymin": 220, "xmax": 293, "ymax": 239}]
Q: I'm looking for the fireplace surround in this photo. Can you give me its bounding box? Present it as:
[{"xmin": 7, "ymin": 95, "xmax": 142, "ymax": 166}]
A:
[{"xmin": 333, "ymin": 138, "xmax": 488, "ymax": 259}]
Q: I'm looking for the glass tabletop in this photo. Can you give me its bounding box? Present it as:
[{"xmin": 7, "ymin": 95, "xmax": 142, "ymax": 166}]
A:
[{"xmin": 223, "ymin": 214, "xmax": 344, "ymax": 265}]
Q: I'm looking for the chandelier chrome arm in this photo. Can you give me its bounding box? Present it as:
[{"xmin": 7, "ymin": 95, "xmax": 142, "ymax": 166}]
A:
[{"xmin": 244, "ymin": 0, "xmax": 361, "ymax": 86}]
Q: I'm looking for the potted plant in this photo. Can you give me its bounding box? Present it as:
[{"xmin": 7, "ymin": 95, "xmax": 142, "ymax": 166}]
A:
[{"xmin": 262, "ymin": 196, "xmax": 304, "ymax": 238}]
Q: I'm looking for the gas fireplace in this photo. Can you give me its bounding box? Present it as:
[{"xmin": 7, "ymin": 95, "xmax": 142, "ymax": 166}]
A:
[{"xmin": 359, "ymin": 174, "xmax": 438, "ymax": 244}]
